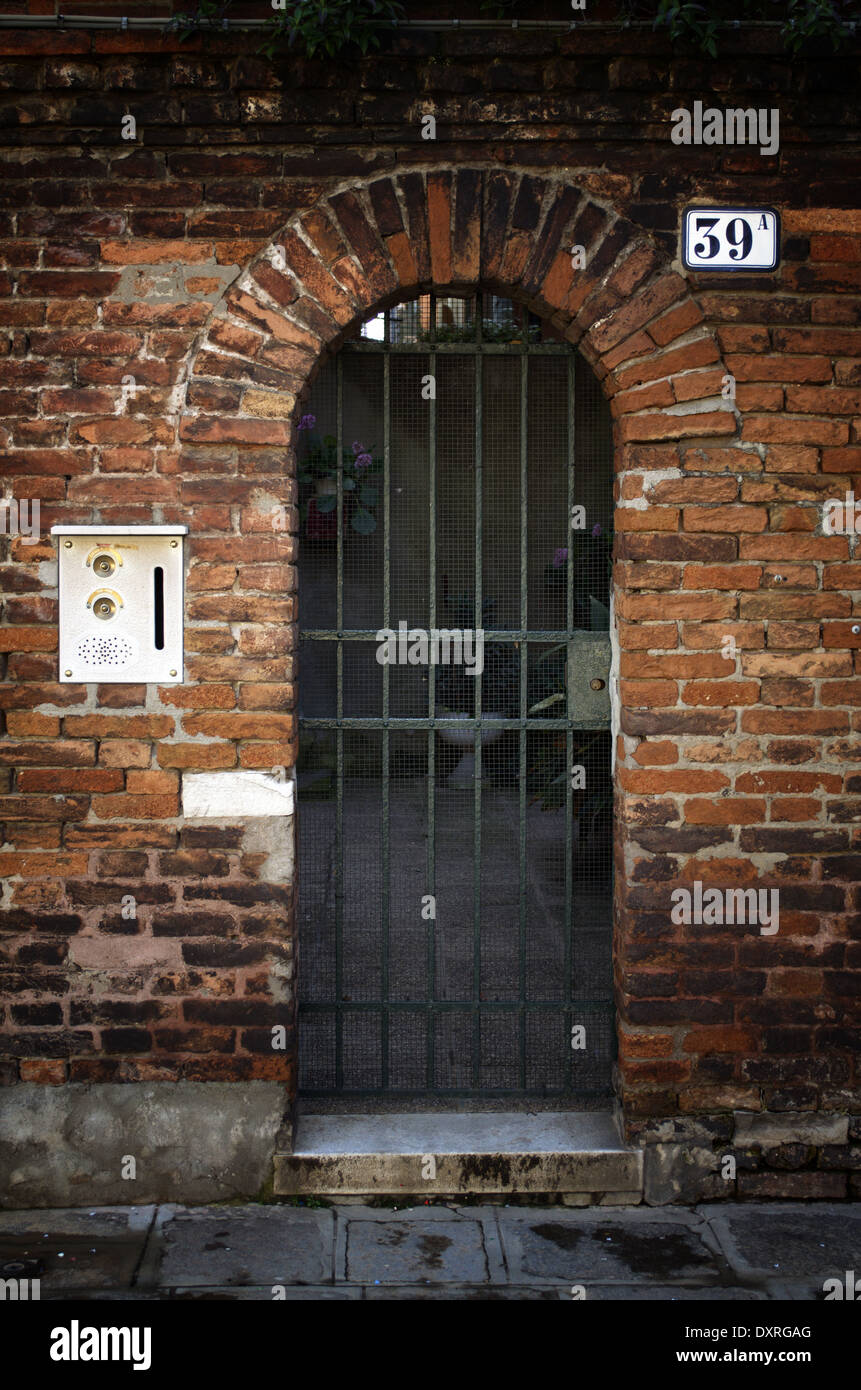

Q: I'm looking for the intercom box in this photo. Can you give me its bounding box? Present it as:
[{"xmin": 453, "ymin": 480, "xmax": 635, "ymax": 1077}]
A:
[{"xmin": 52, "ymin": 526, "xmax": 188, "ymax": 684}]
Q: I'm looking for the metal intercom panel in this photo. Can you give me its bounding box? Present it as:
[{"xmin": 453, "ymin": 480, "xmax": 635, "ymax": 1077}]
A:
[{"xmin": 52, "ymin": 526, "xmax": 187, "ymax": 684}]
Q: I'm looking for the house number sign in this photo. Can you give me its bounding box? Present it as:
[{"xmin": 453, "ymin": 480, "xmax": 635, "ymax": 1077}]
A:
[{"xmin": 682, "ymin": 207, "xmax": 780, "ymax": 272}]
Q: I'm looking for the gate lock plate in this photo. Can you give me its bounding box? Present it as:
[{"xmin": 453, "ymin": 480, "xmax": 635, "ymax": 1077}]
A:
[{"xmin": 567, "ymin": 632, "xmax": 612, "ymax": 726}]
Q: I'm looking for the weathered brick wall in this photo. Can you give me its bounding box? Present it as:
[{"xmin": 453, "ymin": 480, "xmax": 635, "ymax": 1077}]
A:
[{"xmin": 0, "ymin": 9, "xmax": 859, "ymax": 1200}]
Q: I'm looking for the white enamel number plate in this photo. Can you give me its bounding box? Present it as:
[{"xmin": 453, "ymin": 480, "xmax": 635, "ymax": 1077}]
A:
[{"xmin": 682, "ymin": 207, "xmax": 780, "ymax": 272}]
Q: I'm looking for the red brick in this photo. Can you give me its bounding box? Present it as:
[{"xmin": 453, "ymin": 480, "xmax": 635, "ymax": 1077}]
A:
[{"xmin": 685, "ymin": 799, "xmax": 766, "ymax": 825}]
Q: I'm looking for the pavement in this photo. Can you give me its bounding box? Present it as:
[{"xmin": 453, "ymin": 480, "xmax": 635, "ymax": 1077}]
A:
[{"xmin": 1, "ymin": 1200, "xmax": 858, "ymax": 1300}]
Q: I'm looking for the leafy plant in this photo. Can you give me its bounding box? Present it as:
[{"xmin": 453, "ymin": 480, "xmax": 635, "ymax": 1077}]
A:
[
  {"xmin": 782, "ymin": 0, "xmax": 857, "ymax": 52},
  {"xmin": 545, "ymin": 524, "xmax": 614, "ymax": 629},
  {"xmin": 261, "ymin": 0, "xmax": 406, "ymax": 59},
  {"xmin": 167, "ymin": 0, "xmax": 233, "ymax": 41},
  {"xmin": 297, "ymin": 414, "xmax": 382, "ymax": 535},
  {"xmin": 652, "ymin": 1, "xmax": 721, "ymax": 57},
  {"xmin": 649, "ymin": 0, "xmax": 855, "ymax": 53},
  {"xmin": 165, "ymin": 0, "xmax": 857, "ymax": 59}
]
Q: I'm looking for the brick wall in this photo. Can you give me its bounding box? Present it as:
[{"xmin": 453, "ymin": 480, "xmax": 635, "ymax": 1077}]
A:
[{"xmin": 0, "ymin": 10, "xmax": 859, "ymax": 1202}]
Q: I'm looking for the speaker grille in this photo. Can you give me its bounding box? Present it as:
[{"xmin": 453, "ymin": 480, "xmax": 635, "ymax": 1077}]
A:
[{"xmin": 76, "ymin": 635, "xmax": 135, "ymax": 667}]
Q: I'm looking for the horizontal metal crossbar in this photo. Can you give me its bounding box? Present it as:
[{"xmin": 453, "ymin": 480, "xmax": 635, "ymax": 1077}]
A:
[
  {"xmin": 300, "ymin": 716, "xmax": 607, "ymax": 731},
  {"xmin": 343, "ymin": 341, "xmax": 571, "ymax": 355},
  {"xmin": 302, "ymin": 1000, "xmax": 614, "ymax": 1012},
  {"xmin": 301, "ymin": 629, "xmax": 588, "ymax": 641}
]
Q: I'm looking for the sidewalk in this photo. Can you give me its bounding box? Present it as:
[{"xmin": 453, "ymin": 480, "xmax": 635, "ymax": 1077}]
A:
[{"xmin": 1, "ymin": 1201, "xmax": 857, "ymax": 1300}]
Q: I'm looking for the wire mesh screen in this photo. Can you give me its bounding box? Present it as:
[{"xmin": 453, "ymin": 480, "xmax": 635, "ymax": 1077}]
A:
[{"xmin": 297, "ymin": 294, "xmax": 614, "ymax": 1099}]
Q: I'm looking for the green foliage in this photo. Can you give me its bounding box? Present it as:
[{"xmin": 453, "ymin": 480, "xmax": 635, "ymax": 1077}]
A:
[
  {"xmin": 298, "ymin": 429, "xmax": 383, "ymax": 535},
  {"xmin": 167, "ymin": 0, "xmax": 233, "ymax": 41},
  {"xmin": 650, "ymin": 0, "xmax": 856, "ymax": 53},
  {"xmin": 781, "ymin": 0, "xmax": 858, "ymax": 52},
  {"xmin": 167, "ymin": 0, "xmax": 857, "ymax": 58},
  {"xmin": 652, "ymin": 1, "xmax": 721, "ymax": 57},
  {"xmin": 261, "ymin": 0, "xmax": 405, "ymax": 59}
]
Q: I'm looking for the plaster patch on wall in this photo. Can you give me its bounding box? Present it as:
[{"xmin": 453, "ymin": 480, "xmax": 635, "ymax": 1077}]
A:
[
  {"xmin": 183, "ymin": 769, "xmax": 295, "ymax": 818},
  {"xmin": 69, "ymin": 935, "xmax": 181, "ymax": 973},
  {"xmin": 240, "ymin": 815, "xmax": 295, "ymax": 887},
  {"xmin": 112, "ymin": 260, "xmax": 240, "ymax": 304}
]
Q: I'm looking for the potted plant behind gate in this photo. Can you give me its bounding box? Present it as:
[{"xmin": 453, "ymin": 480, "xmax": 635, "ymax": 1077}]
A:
[{"xmin": 296, "ymin": 414, "xmax": 382, "ymax": 539}]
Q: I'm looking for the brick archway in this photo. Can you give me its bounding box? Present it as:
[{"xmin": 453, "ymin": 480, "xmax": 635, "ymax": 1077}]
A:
[
  {"xmin": 183, "ymin": 166, "xmax": 731, "ymax": 441},
  {"xmin": 180, "ymin": 166, "xmax": 737, "ymax": 1132}
]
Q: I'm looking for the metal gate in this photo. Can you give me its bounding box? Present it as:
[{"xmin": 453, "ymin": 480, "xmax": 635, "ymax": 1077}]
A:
[{"xmin": 297, "ymin": 294, "xmax": 614, "ymax": 1100}]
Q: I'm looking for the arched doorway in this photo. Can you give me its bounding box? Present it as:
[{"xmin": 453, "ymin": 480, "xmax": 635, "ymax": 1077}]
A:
[{"xmin": 296, "ymin": 291, "xmax": 615, "ymax": 1104}]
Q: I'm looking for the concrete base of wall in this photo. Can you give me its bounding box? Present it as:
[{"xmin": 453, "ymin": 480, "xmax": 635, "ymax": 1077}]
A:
[
  {"xmin": 2, "ymin": 1086, "xmax": 856, "ymax": 1209},
  {"xmin": 0, "ymin": 1082, "xmax": 287, "ymax": 1208}
]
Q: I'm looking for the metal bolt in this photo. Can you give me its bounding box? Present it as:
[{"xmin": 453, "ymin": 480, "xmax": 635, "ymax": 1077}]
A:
[
  {"xmin": 852, "ymin": 626, "xmax": 860, "ymax": 636},
  {"xmin": 170, "ymin": 540, "xmax": 178, "ymax": 548},
  {"xmin": 169, "ymin": 669, "xmax": 178, "ymax": 677},
  {"xmin": 773, "ymin": 575, "xmax": 784, "ymax": 583},
  {"xmin": 64, "ymin": 670, "xmax": 72, "ymax": 678},
  {"xmin": 590, "ymin": 678, "xmax": 605, "ymax": 691},
  {"xmin": 64, "ymin": 540, "xmax": 72, "ymax": 549}
]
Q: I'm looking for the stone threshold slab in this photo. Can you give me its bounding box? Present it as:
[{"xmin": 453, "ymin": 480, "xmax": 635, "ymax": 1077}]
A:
[{"xmin": 274, "ymin": 1111, "xmax": 642, "ymax": 1196}]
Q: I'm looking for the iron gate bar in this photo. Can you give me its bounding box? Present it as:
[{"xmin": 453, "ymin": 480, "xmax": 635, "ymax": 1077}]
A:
[
  {"xmin": 335, "ymin": 355, "xmax": 344, "ymax": 1091},
  {"xmin": 566, "ymin": 350, "xmax": 576, "ymax": 1091},
  {"xmin": 473, "ymin": 339, "xmax": 482, "ymax": 1090},
  {"xmin": 302, "ymin": 999, "xmax": 613, "ymax": 1010},
  {"xmin": 345, "ymin": 343, "xmax": 570, "ymax": 354},
  {"xmin": 519, "ymin": 351, "xmax": 528, "ymax": 1091},
  {"xmin": 298, "ymin": 293, "xmax": 614, "ymax": 1097},
  {"xmin": 427, "ymin": 345, "xmax": 437, "ymax": 1090},
  {"xmin": 301, "ymin": 629, "xmax": 591, "ymax": 640},
  {"xmin": 301, "ymin": 717, "xmax": 607, "ymax": 730},
  {"xmin": 382, "ymin": 350, "xmax": 391, "ymax": 1090}
]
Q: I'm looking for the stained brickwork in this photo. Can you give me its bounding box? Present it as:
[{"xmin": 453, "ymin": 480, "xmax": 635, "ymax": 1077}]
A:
[{"xmin": 0, "ymin": 10, "xmax": 859, "ymax": 1199}]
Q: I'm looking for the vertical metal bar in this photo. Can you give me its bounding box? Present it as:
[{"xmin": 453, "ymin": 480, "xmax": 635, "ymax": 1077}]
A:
[
  {"xmin": 472, "ymin": 347, "xmax": 483, "ymax": 1091},
  {"xmin": 565, "ymin": 351, "xmax": 576, "ymax": 1090},
  {"xmin": 335, "ymin": 355, "xmax": 344, "ymax": 1090},
  {"xmin": 427, "ymin": 346, "xmax": 437, "ymax": 1091},
  {"xmin": 381, "ymin": 349, "xmax": 391, "ymax": 1089},
  {"xmin": 518, "ymin": 349, "xmax": 528, "ymax": 1093}
]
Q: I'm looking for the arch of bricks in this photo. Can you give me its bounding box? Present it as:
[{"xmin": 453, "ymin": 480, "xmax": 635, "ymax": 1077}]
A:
[{"xmin": 178, "ymin": 165, "xmax": 738, "ymax": 1130}]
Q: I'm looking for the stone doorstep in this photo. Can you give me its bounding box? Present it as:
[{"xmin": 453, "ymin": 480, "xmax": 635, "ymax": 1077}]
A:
[{"xmin": 273, "ymin": 1111, "xmax": 643, "ymax": 1197}]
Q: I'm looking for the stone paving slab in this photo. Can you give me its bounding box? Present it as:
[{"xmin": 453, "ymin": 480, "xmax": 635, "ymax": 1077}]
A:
[
  {"xmin": 173, "ymin": 1285, "xmax": 361, "ymax": 1300},
  {"xmin": 344, "ymin": 1214, "xmax": 490, "ymax": 1285},
  {"xmin": 578, "ymin": 1285, "xmax": 768, "ymax": 1301},
  {"xmin": 0, "ymin": 1205, "xmax": 154, "ymax": 1291},
  {"xmin": 362, "ymin": 1284, "xmax": 563, "ymax": 1299},
  {"xmin": 496, "ymin": 1206, "xmax": 726, "ymax": 1286},
  {"xmin": 155, "ymin": 1206, "xmax": 334, "ymax": 1288},
  {"xmin": 699, "ymin": 1203, "xmax": 861, "ymax": 1285}
]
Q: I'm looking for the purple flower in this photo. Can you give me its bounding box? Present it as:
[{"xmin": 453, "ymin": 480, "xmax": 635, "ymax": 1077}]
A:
[
  {"xmin": 352, "ymin": 440, "xmax": 364, "ymax": 454},
  {"xmin": 355, "ymin": 453, "xmax": 373, "ymax": 470},
  {"xmin": 552, "ymin": 547, "xmax": 568, "ymax": 568},
  {"xmin": 298, "ymin": 414, "xmax": 316, "ymax": 431},
  {"xmin": 592, "ymin": 523, "xmax": 602, "ymax": 538}
]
